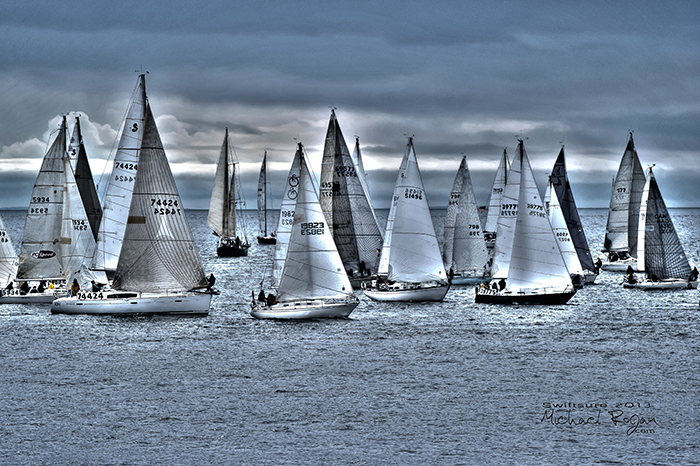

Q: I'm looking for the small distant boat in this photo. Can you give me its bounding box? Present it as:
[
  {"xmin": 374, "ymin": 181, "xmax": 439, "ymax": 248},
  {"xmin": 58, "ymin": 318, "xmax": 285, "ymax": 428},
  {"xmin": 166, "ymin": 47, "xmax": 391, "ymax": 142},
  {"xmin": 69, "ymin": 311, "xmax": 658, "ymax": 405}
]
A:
[
  {"xmin": 52, "ymin": 76, "xmax": 211, "ymax": 315},
  {"xmin": 251, "ymin": 142, "xmax": 358, "ymax": 319},
  {"xmin": 256, "ymin": 151, "xmax": 276, "ymax": 244},
  {"xmin": 602, "ymin": 132, "xmax": 645, "ymax": 272},
  {"xmin": 319, "ymin": 110, "xmax": 383, "ymax": 284},
  {"xmin": 484, "ymin": 148, "xmax": 509, "ymax": 247},
  {"xmin": 623, "ymin": 166, "xmax": 698, "ymax": 290},
  {"xmin": 362, "ymin": 137, "xmax": 449, "ymax": 302},
  {"xmin": 476, "ymin": 139, "xmax": 575, "ymax": 305},
  {"xmin": 443, "ymin": 156, "xmax": 489, "ymax": 285},
  {"xmin": 208, "ymin": 128, "xmax": 250, "ymax": 257}
]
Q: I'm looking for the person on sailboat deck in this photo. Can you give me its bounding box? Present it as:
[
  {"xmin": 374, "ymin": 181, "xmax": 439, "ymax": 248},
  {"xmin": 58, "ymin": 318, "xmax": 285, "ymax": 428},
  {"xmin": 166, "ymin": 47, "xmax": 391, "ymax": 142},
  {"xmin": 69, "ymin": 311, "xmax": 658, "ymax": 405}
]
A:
[
  {"xmin": 37, "ymin": 281, "xmax": 45, "ymax": 293},
  {"xmin": 5, "ymin": 281, "xmax": 12, "ymax": 291},
  {"xmin": 448, "ymin": 267, "xmax": 454, "ymax": 284},
  {"xmin": 91, "ymin": 280, "xmax": 102, "ymax": 292},
  {"xmin": 594, "ymin": 258, "xmax": 603, "ymax": 274},
  {"xmin": 498, "ymin": 278, "xmax": 506, "ymax": 291},
  {"xmin": 206, "ymin": 273, "xmax": 216, "ymax": 292},
  {"xmin": 608, "ymin": 251, "xmax": 619, "ymax": 262},
  {"xmin": 20, "ymin": 281, "xmax": 29, "ymax": 294},
  {"xmin": 265, "ymin": 293, "xmax": 276, "ymax": 306},
  {"xmin": 71, "ymin": 279, "xmax": 80, "ymax": 296},
  {"xmin": 688, "ymin": 267, "xmax": 699, "ymax": 282},
  {"xmin": 625, "ymin": 266, "xmax": 637, "ymax": 284},
  {"xmin": 257, "ymin": 289, "xmax": 266, "ymax": 302}
]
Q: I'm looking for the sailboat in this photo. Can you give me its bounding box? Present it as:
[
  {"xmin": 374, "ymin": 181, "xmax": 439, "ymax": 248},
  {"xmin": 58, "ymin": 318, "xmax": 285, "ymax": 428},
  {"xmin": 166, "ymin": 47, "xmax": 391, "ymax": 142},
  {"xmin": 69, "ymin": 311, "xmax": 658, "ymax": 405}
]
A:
[
  {"xmin": 476, "ymin": 139, "xmax": 575, "ymax": 304},
  {"xmin": 256, "ymin": 151, "xmax": 276, "ymax": 244},
  {"xmin": 319, "ymin": 110, "xmax": 384, "ymax": 283},
  {"xmin": 208, "ymin": 128, "xmax": 250, "ymax": 257},
  {"xmin": 251, "ymin": 142, "xmax": 358, "ymax": 319},
  {"xmin": 52, "ymin": 91, "xmax": 212, "ymax": 315},
  {"xmin": 484, "ymin": 148, "xmax": 509, "ymax": 245},
  {"xmin": 602, "ymin": 132, "xmax": 645, "ymax": 271},
  {"xmin": 362, "ymin": 137, "xmax": 449, "ymax": 302},
  {"xmin": 443, "ymin": 156, "xmax": 489, "ymax": 285},
  {"xmin": 92, "ymin": 74, "xmax": 147, "ymax": 277},
  {"xmin": 545, "ymin": 178, "xmax": 585, "ymax": 288},
  {"xmin": 548, "ymin": 146, "xmax": 597, "ymax": 284},
  {"xmin": 623, "ymin": 166, "xmax": 698, "ymax": 290},
  {"xmin": 68, "ymin": 115, "xmax": 102, "ymax": 240},
  {"xmin": 0, "ymin": 213, "xmax": 18, "ymax": 289}
]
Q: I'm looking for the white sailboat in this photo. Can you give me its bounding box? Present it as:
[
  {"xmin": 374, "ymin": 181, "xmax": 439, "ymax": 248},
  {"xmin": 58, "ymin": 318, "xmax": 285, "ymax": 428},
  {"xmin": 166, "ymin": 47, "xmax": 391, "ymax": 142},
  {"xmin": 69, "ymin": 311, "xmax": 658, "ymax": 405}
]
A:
[
  {"xmin": 443, "ymin": 156, "xmax": 489, "ymax": 285},
  {"xmin": 1, "ymin": 117, "xmax": 71, "ymax": 303},
  {"xmin": 319, "ymin": 110, "xmax": 383, "ymax": 282},
  {"xmin": 92, "ymin": 74, "xmax": 147, "ymax": 277},
  {"xmin": 549, "ymin": 147, "xmax": 597, "ymax": 283},
  {"xmin": 52, "ymin": 93, "xmax": 211, "ymax": 315},
  {"xmin": 0, "ymin": 214, "xmax": 18, "ymax": 289},
  {"xmin": 363, "ymin": 137, "xmax": 449, "ymax": 302},
  {"xmin": 68, "ymin": 115, "xmax": 102, "ymax": 240},
  {"xmin": 476, "ymin": 139, "xmax": 575, "ymax": 304},
  {"xmin": 484, "ymin": 148, "xmax": 509, "ymax": 245},
  {"xmin": 251, "ymin": 142, "xmax": 358, "ymax": 319},
  {"xmin": 602, "ymin": 132, "xmax": 646, "ymax": 271},
  {"xmin": 256, "ymin": 151, "xmax": 276, "ymax": 244},
  {"xmin": 623, "ymin": 166, "xmax": 698, "ymax": 290},
  {"xmin": 208, "ymin": 128, "xmax": 250, "ymax": 257}
]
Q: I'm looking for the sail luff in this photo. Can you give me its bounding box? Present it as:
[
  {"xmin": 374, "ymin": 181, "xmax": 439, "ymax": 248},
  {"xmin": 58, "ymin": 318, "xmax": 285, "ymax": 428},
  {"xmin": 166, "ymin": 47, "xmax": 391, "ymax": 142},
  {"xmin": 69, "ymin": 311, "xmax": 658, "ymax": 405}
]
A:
[
  {"xmin": 17, "ymin": 116, "xmax": 67, "ymax": 280},
  {"xmin": 92, "ymin": 74, "xmax": 147, "ymax": 273},
  {"xmin": 113, "ymin": 104, "xmax": 206, "ymax": 292}
]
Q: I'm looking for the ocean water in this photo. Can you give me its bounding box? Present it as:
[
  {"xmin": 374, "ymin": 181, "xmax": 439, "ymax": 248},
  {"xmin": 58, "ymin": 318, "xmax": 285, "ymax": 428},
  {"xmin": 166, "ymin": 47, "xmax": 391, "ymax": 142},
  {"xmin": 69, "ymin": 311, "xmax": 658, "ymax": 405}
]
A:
[{"xmin": 0, "ymin": 208, "xmax": 698, "ymax": 465}]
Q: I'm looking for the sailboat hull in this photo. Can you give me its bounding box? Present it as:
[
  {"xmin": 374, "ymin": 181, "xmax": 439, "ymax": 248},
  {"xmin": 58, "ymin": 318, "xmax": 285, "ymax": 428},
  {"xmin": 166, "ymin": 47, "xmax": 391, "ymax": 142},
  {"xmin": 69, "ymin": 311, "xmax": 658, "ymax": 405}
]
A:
[
  {"xmin": 250, "ymin": 299, "xmax": 358, "ymax": 319},
  {"xmin": 256, "ymin": 235, "xmax": 277, "ymax": 245},
  {"xmin": 623, "ymin": 279, "xmax": 698, "ymax": 291},
  {"xmin": 450, "ymin": 272, "xmax": 487, "ymax": 286},
  {"xmin": 601, "ymin": 257, "xmax": 637, "ymax": 272},
  {"xmin": 51, "ymin": 292, "xmax": 212, "ymax": 315},
  {"xmin": 475, "ymin": 288, "xmax": 576, "ymax": 305},
  {"xmin": 363, "ymin": 282, "xmax": 449, "ymax": 302},
  {"xmin": 217, "ymin": 244, "xmax": 249, "ymax": 257},
  {"xmin": 0, "ymin": 289, "xmax": 67, "ymax": 304}
]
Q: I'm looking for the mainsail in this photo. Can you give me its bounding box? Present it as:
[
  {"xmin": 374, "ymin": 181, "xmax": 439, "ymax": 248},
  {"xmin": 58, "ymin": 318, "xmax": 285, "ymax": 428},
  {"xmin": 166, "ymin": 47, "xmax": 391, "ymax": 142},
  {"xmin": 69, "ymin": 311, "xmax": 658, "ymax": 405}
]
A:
[
  {"xmin": 491, "ymin": 144, "xmax": 522, "ymax": 280},
  {"xmin": 377, "ymin": 137, "xmax": 446, "ymax": 283},
  {"xmin": 484, "ymin": 148, "xmax": 509, "ymax": 236},
  {"xmin": 319, "ymin": 110, "xmax": 383, "ymax": 276},
  {"xmin": 451, "ymin": 156, "xmax": 488, "ymax": 276},
  {"xmin": 442, "ymin": 157, "xmax": 466, "ymax": 266},
  {"xmin": 0, "ymin": 214, "xmax": 18, "ymax": 287},
  {"xmin": 92, "ymin": 74, "xmax": 147, "ymax": 273},
  {"xmin": 276, "ymin": 144, "xmax": 353, "ymax": 302},
  {"xmin": 637, "ymin": 167, "xmax": 691, "ymax": 280},
  {"xmin": 603, "ymin": 132, "xmax": 645, "ymax": 255},
  {"xmin": 257, "ymin": 151, "xmax": 270, "ymax": 237},
  {"xmin": 112, "ymin": 104, "xmax": 206, "ymax": 293},
  {"xmin": 17, "ymin": 117, "xmax": 67, "ymax": 281},
  {"xmin": 549, "ymin": 147, "xmax": 594, "ymax": 272},
  {"xmin": 272, "ymin": 145, "xmax": 302, "ymax": 288},
  {"xmin": 68, "ymin": 116, "xmax": 102, "ymax": 240}
]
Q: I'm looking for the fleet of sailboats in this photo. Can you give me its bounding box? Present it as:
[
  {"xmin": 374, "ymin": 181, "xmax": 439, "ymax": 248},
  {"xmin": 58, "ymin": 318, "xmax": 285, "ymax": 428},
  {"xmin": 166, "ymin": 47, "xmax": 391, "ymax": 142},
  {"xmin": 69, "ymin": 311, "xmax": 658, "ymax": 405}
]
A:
[
  {"xmin": 602, "ymin": 132, "xmax": 646, "ymax": 272},
  {"xmin": 362, "ymin": 137, "xmax": 449, "ymax": 302},
  {"xmin": 256, "ymin": 151, "xmax": 276, "ymax": 244},
  {"xmin": 208, "ymin": 128, "xmax": 250, "ymax": 257},
  {"xmin": 251, "ymin": 143, "xmax": 358, "ymax": 319},
  {"xmin": 52, "ymin": 75, "xmax": 212, "ymax": 315},
  {"xmin": 3, "ymin": 80, "xmax": 699, "ymax": 314},
  {"xmin": 623, "ymin": 166, "xmax": 698, "ymax": 290},
  {"xmin": 476, "ymin": 139, "xmax": 576, "ymax": 304}
]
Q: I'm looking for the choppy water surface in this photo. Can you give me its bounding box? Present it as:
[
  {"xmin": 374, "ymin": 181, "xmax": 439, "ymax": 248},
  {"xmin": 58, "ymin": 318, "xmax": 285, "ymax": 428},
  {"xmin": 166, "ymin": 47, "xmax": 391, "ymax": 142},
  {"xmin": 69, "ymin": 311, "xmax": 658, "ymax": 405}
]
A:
[{"xmin": 0, "ymin": 208, "xmax": 698, "ymax": 465}]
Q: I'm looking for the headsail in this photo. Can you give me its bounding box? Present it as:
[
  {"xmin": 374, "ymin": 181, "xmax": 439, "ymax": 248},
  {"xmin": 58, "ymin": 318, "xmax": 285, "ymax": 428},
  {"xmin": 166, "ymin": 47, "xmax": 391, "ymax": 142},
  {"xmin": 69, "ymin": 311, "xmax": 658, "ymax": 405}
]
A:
[
  {"xmin": 491, "ymin": 144, "xmax": 522, "ymax": 279},
  {"xmin": 442, "ymin": 157, "xmax": 466, "ymax": 266},
  {"xmin": 68, "ymin": 116, "xmax": 102, "ymax": 240},
  {"xmin": 484, "ymin": 148, "xmax": 509, "ymax": 236},
  {"xmin": 92, "ymin": 74, "xmax": 147, "ymax": 273},
  {"xmin": 0, "ymin": 214, "xmax": 18, "ymax": 287},
  {"xmin": 112, "ymin": 104, "xmax": 206, "ymax": 292},
  {"xmin": 451, "ymin": 156, "xmax": 488, "ymax": 275},
  {"xmin": 547, "ymin": 179, "xmax": 583, "ymax": 277},
  {"xmin": 276, "ymin": 144, "xmax": 353, "ymax": 302}
]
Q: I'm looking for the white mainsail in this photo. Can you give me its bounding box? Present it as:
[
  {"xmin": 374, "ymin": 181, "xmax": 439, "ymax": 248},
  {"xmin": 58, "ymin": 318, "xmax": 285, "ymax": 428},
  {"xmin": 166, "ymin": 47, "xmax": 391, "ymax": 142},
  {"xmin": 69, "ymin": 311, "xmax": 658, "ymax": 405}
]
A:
[
  {"xmin": 603, "ymin": 132, "xmax": 645, "ymax": 255},
  {"xmin": 68, "ymin": 116, "xmax": 102, "ymax": 240},
  {"xmin": 319, "ymin": 110, "xmax": 383, "ymax": 276},
  {"xmin": 352, "ymin": 136, "xmax": 378, "ymax": 219},
  {"xmin": 377, "ymin": 137, "xmax": 446, "ymax": 283},
  {"xmin": 92, "ymin": 74, "xmax": 147, "ymax": 273},
  {"xmin": 17, "ymin": 117, "xmax": 67, "ymax": 281},
  {"xmin": 0, "ymin": 214, "xmax": 18, "ymax": 287},
  {"xmin": 276, "ymin": 144, "xmax": 353, "ymax": 302},
  {"xmin": 451, "ymin": 157, "xmax": 489, "ymax": 276},
  {"xmin": 272, "ymin": 145, "xmax": 302, "ymax": 288},
  {"xmin": 505, "ymin": 141, "xmax": 572, "ymax": 293},
  {"xmin": 112, "ymin": 104, "xmax": 206, "ymax": 293},
  {"xmin": 442, "ymin": 157, "xmax": 466, "ymax": 266},
  {"xmin": 491, "ymin": 145, "xmax": 522, "ymax": 280},
  {"xmin": 547, "ymin": 179, "xmax": 583, "ymax": 278},
  {"xmin": 256, "ymin": 151, "xmax": 271, "ymax": 237},
  {"xmin": 637, "ymin": 167, "xmax": 691, "ymax": 279},
  {"xmin": 484, "ymin": 148, "xmax": 509, "ymax": 236}
]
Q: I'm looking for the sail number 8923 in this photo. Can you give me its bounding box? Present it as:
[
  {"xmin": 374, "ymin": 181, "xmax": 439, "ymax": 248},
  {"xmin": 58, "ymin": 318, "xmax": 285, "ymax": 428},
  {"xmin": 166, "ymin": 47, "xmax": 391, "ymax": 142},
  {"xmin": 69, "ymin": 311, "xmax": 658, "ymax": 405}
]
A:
[{"xmin": 301, "ymin": 222, "xmax": 324, "ymax": 235}]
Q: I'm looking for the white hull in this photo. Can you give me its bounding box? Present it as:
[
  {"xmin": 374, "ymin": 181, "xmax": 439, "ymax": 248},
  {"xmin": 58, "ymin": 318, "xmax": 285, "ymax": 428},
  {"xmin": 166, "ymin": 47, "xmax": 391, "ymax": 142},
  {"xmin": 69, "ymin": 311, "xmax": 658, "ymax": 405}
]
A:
[
  {"xmin": 583, "ymin": 271, "xmax": 598, "ymax": 284},
  {"xmin": 0, "ymin": 289, "xmax": 67, "ymax": 304},
  {"xmin": 623, "ymin": 279, "xmax": 698, "ymax": 291},
  {"xmin": 451, "ymin": 273, "xmax": 487, "ymax": 286},
  {"xmin": 51, "ymin": 291, "xmax": 212, "ymax": 315},
  {"xmin": 601, "ymin": 257, "xmax": 637, "ymax": 272},
  {"xmin": 363, "ymin": 282, "xmax": 449, "ymax": 302},
  {"xmin": 250, "ymin": 299, "xmax": 358, "ymax": 319}
]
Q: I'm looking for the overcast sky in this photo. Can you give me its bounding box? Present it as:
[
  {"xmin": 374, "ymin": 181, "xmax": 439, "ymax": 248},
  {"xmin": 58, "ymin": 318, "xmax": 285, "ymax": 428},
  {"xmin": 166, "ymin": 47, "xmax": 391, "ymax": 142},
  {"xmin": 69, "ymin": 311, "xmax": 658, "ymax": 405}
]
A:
[{"xmin": 1, "ymin": 0, "xmax": 699, "ymax": 210}]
